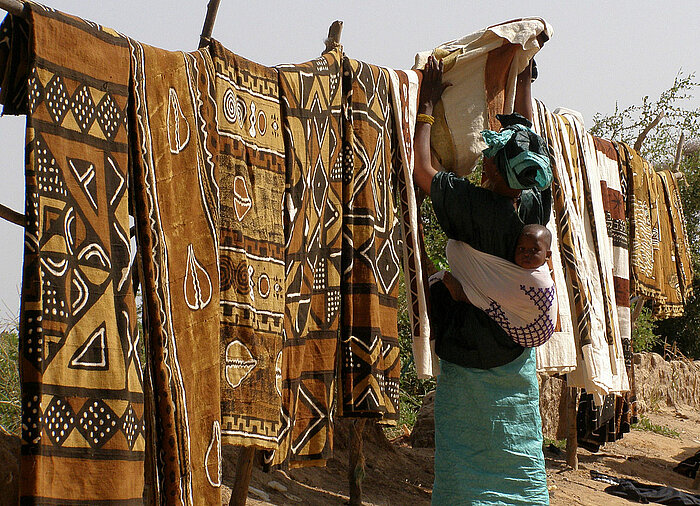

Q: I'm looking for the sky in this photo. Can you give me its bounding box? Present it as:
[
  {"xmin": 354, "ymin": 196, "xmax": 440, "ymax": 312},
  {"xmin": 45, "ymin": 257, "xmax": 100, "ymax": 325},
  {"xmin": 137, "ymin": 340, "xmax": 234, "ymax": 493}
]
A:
[{"xmin": 0, "ymin": 0, "xmax": 698, "ymax": 321}]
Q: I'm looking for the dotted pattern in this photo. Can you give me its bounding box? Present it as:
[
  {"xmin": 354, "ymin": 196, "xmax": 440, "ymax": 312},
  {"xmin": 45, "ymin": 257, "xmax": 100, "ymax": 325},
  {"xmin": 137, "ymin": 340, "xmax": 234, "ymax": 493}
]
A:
[
  {"xmin": 326, "ymin": 288, "xmax": 341, "ymax": 321},
  {"xmin": 22, "ymin": 395, "xmax": 43, "ymax": 445},
  {"xmin": 95, "ymin": 94, "xmax": 123, "ymax": 140},
  {"xmin": 45, "ymin": 75, "xmax": 70, "ymax": 124},
  {"xmin": 313, "ymin": 256, "xmax": 327, "ymax": 291},
  {"xmin": 485, "ymin": 285, "xmax": 556, "ymax": 347},
  {"xmin": 121, "ymin": 403, "xmax": 141, "ymax": 449},
  {"xmin": 44, "ymin": 396, "xmax": 76, "ymax": 446},
  {"xmin": 76, "ymin": 399, "xmax": 119, "ymax": 448},
  {"xmin": 70, "ymin": 84, "xmax": 97, "ymax": 132}
]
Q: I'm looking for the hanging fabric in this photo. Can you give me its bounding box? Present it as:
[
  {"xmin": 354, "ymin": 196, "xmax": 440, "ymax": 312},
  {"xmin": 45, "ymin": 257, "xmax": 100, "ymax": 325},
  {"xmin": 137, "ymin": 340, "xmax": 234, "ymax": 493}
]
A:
[
  {"xmin": 337, "ymin": 58, "xmax": 401, "ymax": 423},
  {"xmin": 272, "ymin": 48, "xmax": 344, "ymax": 467},
  {"xmin": 207, "ymin": 40, "xmax": 286, "ymax": 452},
  {"xmin": 1, "ymin": 5, "xmax": 144, "ymax": 502},
  {"xmin": 129, "ymin": 39, "xmax": 222, "ymax": 504}
]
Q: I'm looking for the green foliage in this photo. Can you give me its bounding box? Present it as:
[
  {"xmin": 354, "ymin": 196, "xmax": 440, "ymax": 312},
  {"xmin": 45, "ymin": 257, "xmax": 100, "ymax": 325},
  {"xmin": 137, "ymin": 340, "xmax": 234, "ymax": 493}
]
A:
[
  {"xmin": 632, "ymin": 414, "xmax": 681, "ymax": 439},
  {"xmin": 0, "ymin": 321, "xmax": 20, "ymax": 435},
  {"xmin": 590, "ymin": 71, "xmax": 700, "ymax": 166},
  {"xmin": 631, "ymin": 302, "xmax": 659, "ymax": 353}
]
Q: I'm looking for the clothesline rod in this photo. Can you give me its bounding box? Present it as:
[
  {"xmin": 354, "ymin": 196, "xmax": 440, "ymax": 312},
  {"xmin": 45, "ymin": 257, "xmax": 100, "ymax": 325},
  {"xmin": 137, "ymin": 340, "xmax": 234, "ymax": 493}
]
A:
[
  {"xmin": 198, "ymin": 0, "xmax": 222, "ymax": 49},
  {"xmin": 0, "ymin": 202, "xmax": 24, "ymax": 227},
  {"xmin": 0, "ymin": 0, "xmax": 25, "ymax": 17}
]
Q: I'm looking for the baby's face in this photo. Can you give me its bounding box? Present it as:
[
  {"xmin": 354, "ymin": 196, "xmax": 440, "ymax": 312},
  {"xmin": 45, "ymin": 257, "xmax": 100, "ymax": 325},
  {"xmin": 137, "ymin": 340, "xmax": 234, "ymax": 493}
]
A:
[{"xmin": 514, "ymin": 234, "xmax": 550, "ymax": 269}]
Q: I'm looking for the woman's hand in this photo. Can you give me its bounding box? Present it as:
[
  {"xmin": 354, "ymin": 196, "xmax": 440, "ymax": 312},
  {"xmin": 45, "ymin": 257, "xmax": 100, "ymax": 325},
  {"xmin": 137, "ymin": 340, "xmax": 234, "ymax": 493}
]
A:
[{"xmin": 419, "ymin": 55, "xmax": 449, "ymax": 113}]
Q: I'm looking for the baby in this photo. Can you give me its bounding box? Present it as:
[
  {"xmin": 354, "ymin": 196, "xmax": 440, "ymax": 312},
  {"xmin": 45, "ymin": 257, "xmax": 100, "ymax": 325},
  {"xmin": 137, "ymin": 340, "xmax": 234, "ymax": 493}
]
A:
[
  {"xmin": 438, "ymin": 223, "xmax": 557, "ymax": 347},
  {"xmin": 513, "ymin": 224, "xmax": 552, "ymax": 270},
  {"xmin": 443, "ymin": 223, "xmax": 552, "ymax": 302}
]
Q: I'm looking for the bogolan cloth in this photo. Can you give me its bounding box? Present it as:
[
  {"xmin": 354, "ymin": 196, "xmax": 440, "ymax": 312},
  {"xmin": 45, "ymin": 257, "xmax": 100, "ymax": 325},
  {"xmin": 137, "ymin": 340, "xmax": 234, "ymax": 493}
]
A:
[
  {"xmin": 593, "ymin": 138, "xmax": 631, "ymax": 356},
  {"xmin": 532, "ymin": 101, "xmax": 621, "ymax": 404},
  {"xmin": 130, "ymin": 40, "xmax": 222, "ymax": 504},
  {"xmin": 1, "ymin": 5, "xmax": 144, "ymax": 503},
  {"xmin": 208, "ymin": 41, "xmax": 285, "ymax": 451},
  {"xmin": 617, "ymin": 142, "xmax": 666, "ymax": 307},
  {"xmin": 272, "ymin": 49, "xmax": 343, "ymax": 467},
  {"xmin": 414, "ymin": 18, "xmax": 552, "ymax": 176},
  {"xmin": 656, "ymin": 170, "xmax": 693, "ymax": 317},
  {"xmin": 660, "ymin": 170, "xmax": 694, "ymax": 307},
  {"xmin": 560, "ymin": 109, "xmax": 627, "ymax": 394},
  {"xmin": 338, "ymin": 58, "xmax": 401, "ymax": 423},
  {"xmin": 387, "ymin": 68, "xmax": 438, "ymax": 378},
  {"xmin": 446, "ymin": 240, "xmax": 557, "ymax": 347},
  {"xmin": 531, "ymin": 99, "xmax": 576, "ymax": 374}
]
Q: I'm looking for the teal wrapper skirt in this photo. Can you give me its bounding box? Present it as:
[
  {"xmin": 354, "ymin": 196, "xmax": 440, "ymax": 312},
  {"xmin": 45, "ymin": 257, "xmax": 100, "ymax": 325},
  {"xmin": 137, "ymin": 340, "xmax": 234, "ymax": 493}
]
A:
[{"xmin": 432, "ymin": 348, "xmax": 549, "ymax": 505}]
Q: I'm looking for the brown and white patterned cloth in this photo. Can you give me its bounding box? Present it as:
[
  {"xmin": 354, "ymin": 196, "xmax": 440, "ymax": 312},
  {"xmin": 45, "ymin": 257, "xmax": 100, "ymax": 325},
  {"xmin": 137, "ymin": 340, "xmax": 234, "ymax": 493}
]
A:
[
  {"xmin": 272, "ymin": 48, "xmax": 344, "ymax": 467},
  {"xmin": 338, "ymin": 58, "xmax": 401, "ymax": 424},
  {"xmin": 1, "ymin": 5, "xmax": 145, "ymax": 503},
  {"xmin": 130, "ymin": 39, "xmax": 222, "ymax": 504},
  {"xmin": 208, "ymin": 41, "xmax": 286, "ymax": 452}
]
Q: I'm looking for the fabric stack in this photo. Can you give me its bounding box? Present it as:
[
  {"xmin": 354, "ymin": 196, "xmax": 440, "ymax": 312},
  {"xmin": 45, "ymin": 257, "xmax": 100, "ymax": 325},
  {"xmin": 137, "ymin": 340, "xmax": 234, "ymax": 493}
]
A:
[
  {"xmin": 0, "ymin": 4, "xmax": 429, "ymax": 503},
  {"xmin": 532, "ymin": 99, "xmax": 693, "ymax": 450}
]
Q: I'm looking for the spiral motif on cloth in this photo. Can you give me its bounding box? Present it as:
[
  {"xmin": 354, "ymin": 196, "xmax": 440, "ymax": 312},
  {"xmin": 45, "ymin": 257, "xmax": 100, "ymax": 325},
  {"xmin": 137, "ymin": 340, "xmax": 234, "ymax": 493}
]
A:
[
  {"xmin": 235, "ymin": 261, "xmax": 250, "ymax": 295},
  {"xmin": 223, "ymin": 88, "xmax": 238, "ymax": 124},
  {"xmin": 220, "ymin": 256, "xmax": 235, "ymax": 291}
]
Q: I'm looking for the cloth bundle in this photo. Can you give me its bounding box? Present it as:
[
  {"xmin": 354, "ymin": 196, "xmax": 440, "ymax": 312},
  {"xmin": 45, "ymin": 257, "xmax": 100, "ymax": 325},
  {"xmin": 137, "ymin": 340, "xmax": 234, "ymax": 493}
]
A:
[
  {"xmin": 415, "ymin": 18, "xmax": 552, "ymax": 175},
  {"xmin": 446, "ymin": 240, "xmax": 557, "ymax": 347},
  {"xmin": 532, "ymin": 100, "xmax": 629, "ymax": 404}
]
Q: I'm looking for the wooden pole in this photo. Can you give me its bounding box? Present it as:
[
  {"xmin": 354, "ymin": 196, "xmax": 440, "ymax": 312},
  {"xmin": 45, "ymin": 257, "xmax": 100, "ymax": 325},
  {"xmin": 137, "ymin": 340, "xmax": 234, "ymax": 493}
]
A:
[
  {"xmin": 0, "ymin": 203, "xmax": 24, "ymax": 227},
  {"xmin": 349, "ymin": 419, "xmax": 367, "ymax": 506},
  {"xmin": 229, "ymin": 447, "xmax": 256, "ymax": 506},
  {"xmin": 565, "ymin": 387, "xmax": 578, "ymax": 469},
  {"xmin": 324, "ymin": 20, "xmax": 343, "ymax": 53},
  {"xmin": 0, "ymin": 0, "xmax": 25, "ymax": 17},
  {"xmin": 198, "ymin": 0, "xmax": 222, "ymax": 48}
]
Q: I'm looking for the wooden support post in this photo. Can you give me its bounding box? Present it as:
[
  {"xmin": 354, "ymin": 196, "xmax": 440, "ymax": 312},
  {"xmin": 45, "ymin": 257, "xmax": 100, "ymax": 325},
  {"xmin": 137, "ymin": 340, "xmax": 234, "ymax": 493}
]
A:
[
  {"xmin": 565, "ymin": 387, "xmax": 578, "ymax": 469},
  {"xmin": 324, "ymin": 20, "xmax": 343, "ymax": 54},
  {"xmin": 229, "ymin": 446, "xmax": 256, "ymax": 506},
  {"xmin": 0, "ymin": 202, "xmax": 24, "ymax": 227},
  {"xmin": 349, "ymin": 418, "xmax": 367, "ymax": 506},
  {"xmin": 0, "ymin": 0, "xmax": 25, "ymax": 17},
  {"xmin": 198, "ymin": 0, "xmax": 222, "ymax": 49}
]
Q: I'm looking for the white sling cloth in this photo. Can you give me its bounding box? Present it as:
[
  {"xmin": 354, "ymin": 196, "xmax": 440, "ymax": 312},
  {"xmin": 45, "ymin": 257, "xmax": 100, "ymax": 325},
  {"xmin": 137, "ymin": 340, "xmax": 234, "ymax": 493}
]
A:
[{"xmin": 446, "ymin": 240, "xmax": 557, "ymax": 347}]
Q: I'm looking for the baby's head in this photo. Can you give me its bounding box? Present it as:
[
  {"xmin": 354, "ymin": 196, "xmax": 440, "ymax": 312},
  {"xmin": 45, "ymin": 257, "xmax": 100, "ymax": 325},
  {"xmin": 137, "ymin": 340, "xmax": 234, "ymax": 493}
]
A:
[{"xmin": 514, "ymin": 224, "xmax": 552, "ymax": 269}]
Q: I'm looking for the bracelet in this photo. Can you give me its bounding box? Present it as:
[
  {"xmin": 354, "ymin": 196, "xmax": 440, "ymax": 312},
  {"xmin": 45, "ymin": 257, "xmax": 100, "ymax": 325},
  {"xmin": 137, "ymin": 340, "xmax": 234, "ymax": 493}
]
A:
[{"xmin": 416, "ymin": 113, "xmax": 435, "ymax": 125}]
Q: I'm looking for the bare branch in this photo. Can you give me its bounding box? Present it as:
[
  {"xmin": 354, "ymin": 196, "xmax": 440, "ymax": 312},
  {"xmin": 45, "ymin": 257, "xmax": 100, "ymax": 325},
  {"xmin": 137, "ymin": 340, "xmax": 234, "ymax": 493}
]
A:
[
  {"xmin": 634, "ymin": 110, "xmax": 665, "ymax": 151},
  {"xmin": 672, "ymin": 132, "xmax": 686, "ymax": 172}
]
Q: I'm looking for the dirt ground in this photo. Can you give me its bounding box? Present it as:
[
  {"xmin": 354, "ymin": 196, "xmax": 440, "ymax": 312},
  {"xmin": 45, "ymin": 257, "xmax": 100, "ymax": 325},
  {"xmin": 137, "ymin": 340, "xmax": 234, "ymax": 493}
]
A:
[{"xmin": 229, "ymin": 407, "xmax": 700, "ymax": 505}]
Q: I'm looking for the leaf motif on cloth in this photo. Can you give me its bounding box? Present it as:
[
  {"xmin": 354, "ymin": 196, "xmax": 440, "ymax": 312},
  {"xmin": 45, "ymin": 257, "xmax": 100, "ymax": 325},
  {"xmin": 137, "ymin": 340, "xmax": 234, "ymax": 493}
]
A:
[
  {"xmin": 184, "ymin": 244, "xmax": 213, "ymax": 310},
  {"xmin": 204, "ymin": 421, "xmax": 222, "ymax": 487},
  {"xmin": 224, "ymin": 339, "xmax": 258, "ymax": 389},
  {"xmin": 167, "ymin": 87, "xmax": 190, "ymax": 153}
]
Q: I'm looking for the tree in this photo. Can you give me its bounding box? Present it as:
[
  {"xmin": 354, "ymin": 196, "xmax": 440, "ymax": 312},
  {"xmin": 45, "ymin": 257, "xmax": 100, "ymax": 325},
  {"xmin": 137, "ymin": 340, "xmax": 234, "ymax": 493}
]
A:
[{"xmin": 592, "ymin": 71, "xmax": 700, "ymax": 358}]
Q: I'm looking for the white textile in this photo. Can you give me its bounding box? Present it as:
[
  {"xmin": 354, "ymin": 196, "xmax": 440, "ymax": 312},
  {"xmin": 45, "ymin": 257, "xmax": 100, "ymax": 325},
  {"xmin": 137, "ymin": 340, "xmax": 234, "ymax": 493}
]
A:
[
  {"xmin": 414, "ymin": 18, "xmax": 553, "ymax": 176},
  {"xmin": 446, "ymin": 240, "xmax": 557, "ymax": 347}
]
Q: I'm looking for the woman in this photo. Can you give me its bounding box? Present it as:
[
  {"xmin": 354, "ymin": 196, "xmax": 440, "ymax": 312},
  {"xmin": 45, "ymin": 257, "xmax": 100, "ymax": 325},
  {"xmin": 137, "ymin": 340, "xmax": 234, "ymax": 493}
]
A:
[{"xmin": 415, "ymin": 55, "xmax": 551, "ymax": 505}]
